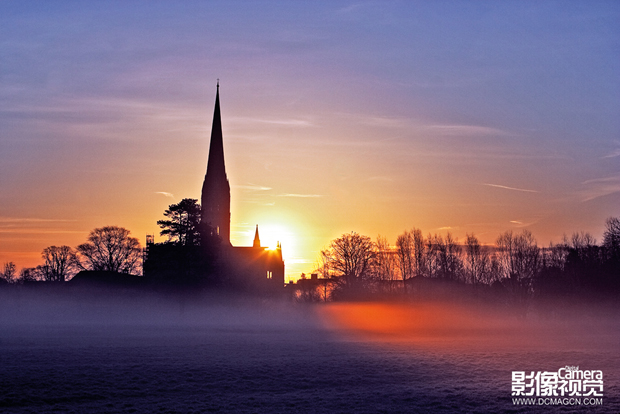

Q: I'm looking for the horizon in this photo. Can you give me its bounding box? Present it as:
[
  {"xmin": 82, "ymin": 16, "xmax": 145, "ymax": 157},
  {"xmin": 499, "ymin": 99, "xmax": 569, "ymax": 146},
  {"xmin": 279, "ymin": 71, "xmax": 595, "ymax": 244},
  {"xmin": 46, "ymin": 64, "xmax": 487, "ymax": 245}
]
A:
[{"xmin": 1, "ymin": 1, "xmax": 619, "ymax": 281}]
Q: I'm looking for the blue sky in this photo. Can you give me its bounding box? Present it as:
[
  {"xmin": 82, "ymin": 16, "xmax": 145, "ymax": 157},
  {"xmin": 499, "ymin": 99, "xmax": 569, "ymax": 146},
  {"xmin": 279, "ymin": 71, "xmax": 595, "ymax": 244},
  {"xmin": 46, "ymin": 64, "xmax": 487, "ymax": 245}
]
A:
[{"xmin": 1, "ymin": 1, "xmax": 619, "ymax": 278}]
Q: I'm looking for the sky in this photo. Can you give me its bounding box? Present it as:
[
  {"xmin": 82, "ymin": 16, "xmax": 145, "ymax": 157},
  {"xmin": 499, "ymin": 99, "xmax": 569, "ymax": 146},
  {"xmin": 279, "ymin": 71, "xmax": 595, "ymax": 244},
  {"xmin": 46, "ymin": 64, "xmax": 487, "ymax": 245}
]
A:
[{"xmin": 1, "ymin": 1, "xmax": 619, "ymax": 280}]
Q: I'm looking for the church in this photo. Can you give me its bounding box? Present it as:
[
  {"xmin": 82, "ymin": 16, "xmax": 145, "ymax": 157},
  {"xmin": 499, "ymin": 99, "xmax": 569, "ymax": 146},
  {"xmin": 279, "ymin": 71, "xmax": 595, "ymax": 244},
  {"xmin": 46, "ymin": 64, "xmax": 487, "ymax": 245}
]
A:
[{"xmin": 200, "ymin": 82, "xmax": 285, "ymax": 292}]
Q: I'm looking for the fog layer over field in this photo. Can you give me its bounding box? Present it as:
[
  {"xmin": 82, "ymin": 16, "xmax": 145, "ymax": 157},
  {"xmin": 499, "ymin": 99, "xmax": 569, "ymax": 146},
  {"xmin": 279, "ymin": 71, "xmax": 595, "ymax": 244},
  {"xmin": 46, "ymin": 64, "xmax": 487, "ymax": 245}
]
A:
[{"xmin": 0, "ymin": 288, "xmax": 618, "ymax": 413}]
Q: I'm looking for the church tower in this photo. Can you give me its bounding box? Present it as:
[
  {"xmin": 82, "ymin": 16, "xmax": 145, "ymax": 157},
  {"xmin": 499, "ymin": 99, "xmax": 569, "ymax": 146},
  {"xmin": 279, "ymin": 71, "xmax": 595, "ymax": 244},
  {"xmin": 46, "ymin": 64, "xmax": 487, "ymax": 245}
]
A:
[{"xmin": 201, "ymin": 82, "xmax": 231, "ymax": 245}]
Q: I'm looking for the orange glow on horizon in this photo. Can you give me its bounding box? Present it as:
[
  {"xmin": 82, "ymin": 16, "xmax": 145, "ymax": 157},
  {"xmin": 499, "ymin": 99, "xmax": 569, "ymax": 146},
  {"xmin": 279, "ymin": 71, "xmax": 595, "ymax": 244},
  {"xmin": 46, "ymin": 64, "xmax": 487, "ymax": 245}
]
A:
[
  {"xmin": 319, "ymin": 302, "xmax": 500, "ymax": 346},
  {"xmin": 316, "ymin": 302, "xmax": 609, "ymax": 352}
]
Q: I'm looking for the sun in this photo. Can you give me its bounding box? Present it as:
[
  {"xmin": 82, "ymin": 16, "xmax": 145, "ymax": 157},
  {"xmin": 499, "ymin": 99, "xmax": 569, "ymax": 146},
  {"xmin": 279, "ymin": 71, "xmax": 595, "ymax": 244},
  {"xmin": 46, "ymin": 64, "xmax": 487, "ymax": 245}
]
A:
[
  {"xmin": 232, "ymin": 204, "xmax": 315, "ymax": 281},
  {"xmin": 240, "ymin": 221, "xmax": 304, "ymax": 280},
  {"xmin": 255, "ymin": 223, "xmax": 294, "ymax": 251}
]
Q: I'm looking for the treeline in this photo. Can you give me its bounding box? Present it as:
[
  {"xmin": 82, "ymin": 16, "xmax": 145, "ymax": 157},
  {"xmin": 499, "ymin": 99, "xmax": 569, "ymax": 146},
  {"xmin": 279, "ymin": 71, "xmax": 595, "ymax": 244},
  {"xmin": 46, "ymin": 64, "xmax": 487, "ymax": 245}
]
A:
[
  {"xmin": 0, "ymin": 198, "xmax": 213, "ymax": 285},
  {"xmin": 0, "ymin": 198, "xmax": 221, "ymax": 288},
  {"xmin": 0, "ymin": 226, "xmax": 143, "ymax": 284},
  {"xmin": 306, "ymin": 217, "xmax": 620, "ymax": 304}
]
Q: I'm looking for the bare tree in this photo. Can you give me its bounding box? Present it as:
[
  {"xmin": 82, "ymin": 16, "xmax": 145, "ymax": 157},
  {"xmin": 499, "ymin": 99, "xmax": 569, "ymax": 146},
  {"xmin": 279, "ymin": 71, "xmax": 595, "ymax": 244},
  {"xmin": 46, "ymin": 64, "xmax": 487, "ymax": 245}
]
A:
[
  {"xmin": 464, "ymin": 233, "xmax": 491, "ymax": 284},
  {"xmin": 496, "ymin": 230, "xmax": 540, "ymax": 282},
  {"xmin": 76, "ymin": 226, "xmax": 142, "ymax": 274},
  {"xmin": 1, "ymin": 262, "xmax": 17, "ymax": 283},
  {"xmin": 411, "ymin": 228, "xmax": 425, "ymax": 277},
  {"xmin": 323, "ymin": 232, "xmax": 375, "ymax": 286},
  {"xmin": 374, "ymin": 235, "xmax": 398, "ymax": 291},
  {"xmin": 395, "ymin": 228, "xmax": 425, "ymax": 284},
  {"xmin": 542, "ymin": 237, "xmax": 569, "ymax": 271},
  {"xmin": 425, "ymin": 232, "xmax": 461, "ymax": 279},
  {"xmin": 40, "ymin": 245, "xmax": 78, "ymax": 282},
  {"xmin": 19, "ymin": 267, "xmax": 40, "ymax": 283},
  {"xmin": 395, "ymin": 231, "xmax": 414, "ymax": 283},
  {"xmin": 495, "ymin": 230, "xmax": 540, "ymax": 313},
  {"xmin": 603, "ymin": 216, "xmax": 620, "ymax": 260},
  {"xmin": 314, "ymin": 250, "xmax": 335, "ymax": 301},
  {"xmin": 316, "ymin": 249, "xmax": 332, "ymax": 279},
  {"xmin": 435, "ymin": 232, "xmax": 462, "ymax": 280},
  {"xmin": 425, "ymin": 233, "xmax": 439, "ymax": 278},
  {"xmin": 568, "ymin": 231, "xmax": 600, "ymax": 266},
  {"xmin": 496, "ymin": 231, "xmax": 515, "ymax": 279},
  {"xmin": 571, "ymin": 231, "xmax": 596, "ymax": 251}
]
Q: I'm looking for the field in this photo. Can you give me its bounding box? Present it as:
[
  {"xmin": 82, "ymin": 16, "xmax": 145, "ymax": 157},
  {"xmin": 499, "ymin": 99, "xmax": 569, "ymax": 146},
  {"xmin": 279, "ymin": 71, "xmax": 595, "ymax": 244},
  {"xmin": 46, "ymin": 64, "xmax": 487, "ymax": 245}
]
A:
[{"xmin": 0, "ymin": 288, "xmax": 618, "ymax": 413}]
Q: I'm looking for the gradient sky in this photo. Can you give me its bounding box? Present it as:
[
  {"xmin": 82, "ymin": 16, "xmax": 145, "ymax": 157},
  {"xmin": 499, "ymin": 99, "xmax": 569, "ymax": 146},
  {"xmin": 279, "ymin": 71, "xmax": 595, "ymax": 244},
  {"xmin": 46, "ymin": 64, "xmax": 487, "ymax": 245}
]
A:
[{"xmin": 1, "ymin": 1, "xmax": 619, "ymax": 280}]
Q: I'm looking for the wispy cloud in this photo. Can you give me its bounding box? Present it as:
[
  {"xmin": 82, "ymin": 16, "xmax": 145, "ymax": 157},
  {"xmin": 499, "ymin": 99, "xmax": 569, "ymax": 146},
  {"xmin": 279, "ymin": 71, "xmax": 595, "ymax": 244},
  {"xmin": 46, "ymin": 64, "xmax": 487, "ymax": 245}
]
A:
[
  {"xmin": 355, "ymin": 114, "xmax": 509, "ymax": 137},
  {"xmin": 426, "ymin": 124, "xmax": 508, "ymax": 136},
  {"xmin": 155, "ymin": 191, "xmax": 174, "ymax": 198},
  {"xmin": 483, "ymin": 183, "xmax": 539, "ymax": 193},
  {"xmin": 0, "ymin": 229, "xmax": 84, "ymax": 234},
  {"xmin": 234, "ymin": 184, "xmax": 272, "ymax": 191},
  {"xmin": 277, "ymin": 193, "xmax": 323, "ymax": 198},
  {"xmin": 241, "ymin": 200, "xmax": 276, "ymax": 206},
  {"xmin": 361, "ymin": 116, "xmax": 412, "ymax": 129},
  {"xmin": 602, "ymin": 148, "xmax": 620, "ymax": 159},
  {"xmin": 0, "ymin": 217, "xmax": 75, "ymax": 223},
  {"xmin": 0, "ymin": 217, "xmax": 81, "ymax": 239},
  {"xmin": 580, "ymin": 175, "xmax": 620, "ymax": 202},
  {"xmin": 0, "ymin": 217, "xmax": 82, "ymax": 240},
  {"xmin": 229, "ymin": 116, "xmax": 314, "ymax": 128},
  {"xmin": 509, "ymin": 219, "xmax": 539, "ymax": 228},
  {"xmin": 0, "ymin": 97, "xmax": 208, "ymax": 143},
  {"xmin": 259, "ymin": 119, "xmax": 313, "ymax": 127}
]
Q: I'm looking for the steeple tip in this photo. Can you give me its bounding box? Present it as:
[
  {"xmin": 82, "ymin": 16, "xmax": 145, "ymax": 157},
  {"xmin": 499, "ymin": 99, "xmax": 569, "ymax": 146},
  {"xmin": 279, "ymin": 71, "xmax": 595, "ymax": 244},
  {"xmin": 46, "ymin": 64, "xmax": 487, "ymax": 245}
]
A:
[{"xmin": 253, "ymin": 224, "xmax": 261, "ymax": 248}]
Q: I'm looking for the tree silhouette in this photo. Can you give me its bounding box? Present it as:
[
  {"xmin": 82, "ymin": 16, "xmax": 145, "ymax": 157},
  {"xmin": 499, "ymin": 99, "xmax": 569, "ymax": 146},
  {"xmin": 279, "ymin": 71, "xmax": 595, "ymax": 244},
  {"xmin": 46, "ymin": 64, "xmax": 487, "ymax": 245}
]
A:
[
  {"xmin": 496, "ymin": 230, "xmax": 540, "ymax": 281},
  {"xmin": 395, "ymin": 228, "xmax": 425, "ymax": 284},
  {"xmin": 374, "ymin": 235, "xmax": 398, "ymax": 283},
  {"xmin": 496, "ymin": 230, "xmax": 540, "ymax": 311},
  {"xmin": 1, "ymin": 262, "xmax": 16, "ymax": 283},
  {"xmin": 324, "ymin": 232, "xmax": 375, "ymax": 286},
  {"xmin": 411, "ymin": 229, "xmax": 426, "ymax": 278},
  {"xmin": 603, "ymin": 216, "xmax": 620, "ymax": 260},
  {"xmin": 425, "ymin": 233, "xmax": 439, "ymax": 278},
  {"xmin": 40, "ymin": 245, "xmax": 78, "ymax": 282},
  {"xmin": 76, "ymin": 226, "xmax": 142, "ymax": 274},
  {"xmin": 464, "ymin": 233, "xmax": 491, "ymax": 284},
  {"xmin": 145, "ymin": 200, "xmax": 221, "ymax": 285},
  {"xmin": 396, "ymin": 231, "xmax": 414, "ymax": 283},
  {"xmin": 435, "ymin": 232, "xmax": 462, "ymax": 280},
  {"xmin": 19, "ymin": 267, "xmax": 39, "ymax": 282},
  {"xmin": 310, "ymin": 216, "xmax": 620, "ymax": 303},
  {"xmin": 157, "ymin": 198, "xmax": 201, "ymax": 246}
]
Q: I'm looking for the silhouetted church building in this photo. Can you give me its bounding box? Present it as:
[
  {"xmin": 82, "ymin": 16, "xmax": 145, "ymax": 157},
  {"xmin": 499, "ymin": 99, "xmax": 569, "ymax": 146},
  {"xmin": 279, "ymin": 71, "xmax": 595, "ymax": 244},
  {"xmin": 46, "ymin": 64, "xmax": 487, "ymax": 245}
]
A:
[{"xmin": 201, "ymin": 83, "xmax": 285, "ymax": 291}]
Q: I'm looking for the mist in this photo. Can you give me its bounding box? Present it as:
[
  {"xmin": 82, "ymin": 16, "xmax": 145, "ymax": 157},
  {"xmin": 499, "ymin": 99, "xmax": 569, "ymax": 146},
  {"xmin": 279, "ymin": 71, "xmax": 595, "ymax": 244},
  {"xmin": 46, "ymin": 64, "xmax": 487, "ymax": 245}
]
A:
[{"xmin": 1, "ymin": 285, "xmax": 618, "ymax": 412}]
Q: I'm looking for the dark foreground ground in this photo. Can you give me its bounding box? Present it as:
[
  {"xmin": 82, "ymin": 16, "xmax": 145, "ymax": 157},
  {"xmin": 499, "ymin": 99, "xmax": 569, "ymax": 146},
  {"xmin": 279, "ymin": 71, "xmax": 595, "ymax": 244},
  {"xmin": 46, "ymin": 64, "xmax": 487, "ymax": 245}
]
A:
[{"xmin": 0, "ymin": 288, "xmax": 618, "ymax": 413}]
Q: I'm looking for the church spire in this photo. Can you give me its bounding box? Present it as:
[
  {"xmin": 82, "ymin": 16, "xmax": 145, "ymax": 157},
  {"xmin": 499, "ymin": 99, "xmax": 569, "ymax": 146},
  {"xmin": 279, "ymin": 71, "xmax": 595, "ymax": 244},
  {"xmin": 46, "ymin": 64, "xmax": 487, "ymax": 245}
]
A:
[
  {"xmin": 201, "ymin": 81, "xmax": 231, "ymax": 245},
  {"xmin": 253, "ymin": 225, "xmax": 261, "ymax": 248},
  {"xmin": 205, "ymin": 81, "xmax": 226, "ymax": 181}
]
